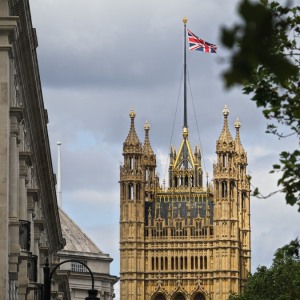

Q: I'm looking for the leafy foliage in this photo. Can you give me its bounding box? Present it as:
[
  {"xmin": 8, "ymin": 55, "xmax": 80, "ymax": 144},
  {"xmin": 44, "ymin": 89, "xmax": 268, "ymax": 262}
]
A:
[
  {"xmin": 229, "ymin": 239, "xmax": 300, "ymax": 300},
  {"xmin": 220, "ymin": 0, "xmax": 300, "ymax": 210}
]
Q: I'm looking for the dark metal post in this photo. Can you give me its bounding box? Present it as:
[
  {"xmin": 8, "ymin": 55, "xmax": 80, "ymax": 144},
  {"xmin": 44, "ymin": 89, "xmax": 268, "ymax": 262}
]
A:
[
  {"xmin": 43, "ymin": 258, "xmax": 51, "ymax": 300},
  {"xmin": 86, "ymin": 289, "xmax": 100, "ymax": 300},
  {"xmin": 183, "ymin": 17, "xmax": 188, "ymax": 129}
]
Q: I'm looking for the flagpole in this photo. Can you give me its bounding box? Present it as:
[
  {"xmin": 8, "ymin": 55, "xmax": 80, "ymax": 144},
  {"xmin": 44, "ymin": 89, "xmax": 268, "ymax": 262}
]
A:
[{"xmin": 183, "ymin": 17, "xmax": 188, "ymax": 129}]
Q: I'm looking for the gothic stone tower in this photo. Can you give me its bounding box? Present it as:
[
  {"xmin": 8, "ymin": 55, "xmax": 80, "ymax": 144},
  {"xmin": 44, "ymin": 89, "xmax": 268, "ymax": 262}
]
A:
[{"xmin": 120, "ymin": 106, "xmax": 251, "ymax": 300}]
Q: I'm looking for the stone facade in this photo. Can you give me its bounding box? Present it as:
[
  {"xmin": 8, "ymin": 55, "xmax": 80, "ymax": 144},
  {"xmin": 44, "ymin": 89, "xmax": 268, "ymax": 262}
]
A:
[
  {"xmin": 119, "ymin": 108, "xmax": 251, "ymax": 300},
  {"xmin": 0, "ymin": 0, "xmax": 65, "ymax": 299}
]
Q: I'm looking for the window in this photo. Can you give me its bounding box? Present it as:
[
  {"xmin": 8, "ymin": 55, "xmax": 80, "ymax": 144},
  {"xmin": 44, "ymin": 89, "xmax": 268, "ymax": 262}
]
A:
[
  {"xmin": 154, "ymin": 295, "xmax": 166, "ymax": 300},
  {"xmin": 221, "ymin": 181, "xmax": 227, "ymax": 197},
  {"xmin": 71, "ymin": 261, "xmax": 88, "ymax": 273},
  {"xmin": 128, "ymin": 183, "xmax": 134, "ymax": 200},
  {"xmin": 193, "ymin": 294, "xmax": 205, "ymax": 300},
  {"xmin": 174, "ymin": 294, "xmax": 185, "ymax": 300}
]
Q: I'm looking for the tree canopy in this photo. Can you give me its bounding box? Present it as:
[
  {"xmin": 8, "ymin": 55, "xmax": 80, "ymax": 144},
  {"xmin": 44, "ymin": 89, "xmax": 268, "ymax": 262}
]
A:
[
  {"xmin": 220, "ymin": 0, "xmax": 300, "ymax": 210},
  {"xmin": 229, "ymin": 239, "xmax": 300, "ymax": 300}
]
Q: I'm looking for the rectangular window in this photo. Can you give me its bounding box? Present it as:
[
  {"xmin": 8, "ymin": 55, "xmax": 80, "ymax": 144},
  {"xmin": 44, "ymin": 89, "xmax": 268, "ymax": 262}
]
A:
[{"xmin": 71, "ymin": 261, "xmax": 88, "ymax": 273}]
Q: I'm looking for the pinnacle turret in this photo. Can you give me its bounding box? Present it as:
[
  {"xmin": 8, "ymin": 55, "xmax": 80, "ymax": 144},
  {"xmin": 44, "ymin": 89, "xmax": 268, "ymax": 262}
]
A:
[
  {"xmin": 234, "ymin": 118, "xmax": 245, "ymax": 154},
  {"xmin": 217, "ymin": 105, "xmax": 233, "ymax": 144},
  {"xmin": 123, "ymin": 109, "xmax": 142, "ymax": 154},
  {"xmin": 143, "ymin": 121, "xmax": 154, "ymax": 157}
]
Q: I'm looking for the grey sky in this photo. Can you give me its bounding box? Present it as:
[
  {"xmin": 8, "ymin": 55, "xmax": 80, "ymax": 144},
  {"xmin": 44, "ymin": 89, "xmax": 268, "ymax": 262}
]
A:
[{"xmin": 29, "ymin": 0, "xmax": 300, "ymax": 298}]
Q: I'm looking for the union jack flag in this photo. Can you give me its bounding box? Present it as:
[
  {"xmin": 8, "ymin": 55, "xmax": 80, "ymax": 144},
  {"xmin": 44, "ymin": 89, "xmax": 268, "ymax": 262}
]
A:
[{"xmin": 187, "ymin": 29, "xmax": 217, "ymax": 53}]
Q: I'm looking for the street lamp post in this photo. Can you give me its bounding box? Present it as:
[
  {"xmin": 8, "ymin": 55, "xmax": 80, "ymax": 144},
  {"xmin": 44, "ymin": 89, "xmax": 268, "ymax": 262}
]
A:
[{"xmin": 43, "ymin": 258, "xmax": 100, "ymax": 300}]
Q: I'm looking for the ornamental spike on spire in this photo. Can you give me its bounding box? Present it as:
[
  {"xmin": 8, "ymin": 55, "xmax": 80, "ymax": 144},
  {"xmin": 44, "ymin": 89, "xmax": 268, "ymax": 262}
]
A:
[
  {"xmin": 217, "ymin": 105, "xmax": 233, "ymax": 143},
  {"xmin": 234, "ymin": 117, "xmax": 245, "ymax": 154},
  {"xmin": 123, "ymin": 108, "xmax": 142, "ymax": 152},
  {"xmin": 143, "ymin": 120, "xmax": 155, "ymax": 157}
]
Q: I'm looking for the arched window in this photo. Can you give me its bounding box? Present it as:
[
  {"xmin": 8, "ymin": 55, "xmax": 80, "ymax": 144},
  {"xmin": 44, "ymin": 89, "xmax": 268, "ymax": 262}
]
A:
[
  {"xmin": 222, "ymin": 154, "xmax": 227, "ymax": 168},
  {"xmin": 200, "ymin": 256, "xmax": 203, "ymax": 269},
  {"xmin": 242, "ymin": 192, "xmax": 246, "ymax": 209},
  {"xmin": 136, "ymin": 184, "xmax": 140, "ymax": 200},
  {"xmin": 128, "ymin": 183, "xmax": 134, "ymax": 200},
  {"xmin": 184, "ymin": 175, "xmax": 188, "ymax": 186},
  {"xmin": 193, "ymin": 293, "xmax": 205, "ymax": 300},
  {"xmin": 204, "ymin": 256, "xmax": 208, "ymax": 269},
  {"xmin": 174, "ymin": 293, "xmax": 185, "ymax": 300},
  {"xmin": 154, "ymin": 294, "xmax": 166, "ymax": 300},
  {"xmin": 129, "ymin": 157, "xmax": 134, "ymax": 170},
  {"xmin": 190, "ymin": 175, "xmax": 194, "ymax": 187},
  {"xmin": 221, "ymin": 181, "xmax": 227, "ymax": 198}
]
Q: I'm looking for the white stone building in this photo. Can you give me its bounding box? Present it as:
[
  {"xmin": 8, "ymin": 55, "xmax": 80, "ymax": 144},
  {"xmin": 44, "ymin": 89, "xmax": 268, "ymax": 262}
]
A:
[{"xmin": 56, "ymin": 209, "xmax": 118, "ymax": 300}]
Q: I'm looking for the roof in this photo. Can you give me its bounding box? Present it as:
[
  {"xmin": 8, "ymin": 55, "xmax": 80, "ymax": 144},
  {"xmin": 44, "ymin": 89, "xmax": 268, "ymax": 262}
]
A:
[{"xmin": 59, "ymin": 208, "xmax": 102, "ymax": 254}]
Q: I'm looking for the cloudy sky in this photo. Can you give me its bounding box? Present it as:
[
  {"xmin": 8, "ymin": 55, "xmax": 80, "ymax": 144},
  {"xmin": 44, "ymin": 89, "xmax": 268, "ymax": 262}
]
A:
[{"xmin": 29, "ymin": 0, "xmax": 299, "ymax": 298}]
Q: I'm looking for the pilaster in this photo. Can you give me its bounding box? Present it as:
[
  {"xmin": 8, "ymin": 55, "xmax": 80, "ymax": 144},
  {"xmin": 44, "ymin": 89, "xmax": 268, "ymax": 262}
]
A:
[{"xmin": 0, "ymin": 14, "xmax": 18, "ymax": 298}]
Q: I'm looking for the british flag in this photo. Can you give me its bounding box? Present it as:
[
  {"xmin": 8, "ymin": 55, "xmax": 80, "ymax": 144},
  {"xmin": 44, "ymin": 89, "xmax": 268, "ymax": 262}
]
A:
[{"xmin": 187, "ymin": 29, "xmax": 217, "ymax": 53}]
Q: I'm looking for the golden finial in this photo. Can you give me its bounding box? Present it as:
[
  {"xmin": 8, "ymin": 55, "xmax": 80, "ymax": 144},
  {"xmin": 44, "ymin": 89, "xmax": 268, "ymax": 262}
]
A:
[
  {"xmin": 234, "ymin": 117, "xmax": 241, "ymax": 129},
  {"xmin": 129, "ymin": 108, "xmax": 136, "ymax": 119},
  {"xmin": 223, "ymin": 105, "xmax": 229, "ymax": 117},
  {"xmin": 183, "ymin": 17, "xmax": 188, "ymax": 24},
  {"xmin": 182, "ymin": 127, "xmax": 189, "ymax": 138},
  {"xmin": 144, "ymin": 120, "xmax": 150, "ymax": 131}
]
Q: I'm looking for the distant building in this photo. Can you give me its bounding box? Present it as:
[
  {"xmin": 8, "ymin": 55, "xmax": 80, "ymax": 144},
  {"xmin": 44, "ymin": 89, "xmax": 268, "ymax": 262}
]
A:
[
  {"xmin": 56, "ymin": 208, "xmax": 118, "ymax": 300},
  {"xmin": 119, "ymin": 108, "xmax": 251, "ymax": 300}
]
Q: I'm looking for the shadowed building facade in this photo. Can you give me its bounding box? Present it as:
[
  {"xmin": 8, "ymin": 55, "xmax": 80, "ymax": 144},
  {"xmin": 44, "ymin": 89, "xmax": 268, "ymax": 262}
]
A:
[
  {"xmin": 0, "ymin": 0, "xmax": 66, "ymax": 298},
  {"xmin": 0, "ymin": 1, "xmax": 118, "ymax": 298},
  {"xmin": 119, "ymin": 107, "xmax": 251, "ymax": 300}
]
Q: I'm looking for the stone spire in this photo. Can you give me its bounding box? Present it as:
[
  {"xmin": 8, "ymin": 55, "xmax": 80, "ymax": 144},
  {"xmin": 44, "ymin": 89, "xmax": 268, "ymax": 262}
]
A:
[
  {"xmin": 143, "ymin": 121, "xmax": 154, "ymax": 156},
  {"xmin": 217, "ymin": 105, "xmax": 233, "ymax": 144},
  {"xmin": 123, "ymin": 109, "xmax": 142, "ymax": 153},
  {"xmin": 234, "ymin": 118, "xmax": 245, "ymax": 154}
]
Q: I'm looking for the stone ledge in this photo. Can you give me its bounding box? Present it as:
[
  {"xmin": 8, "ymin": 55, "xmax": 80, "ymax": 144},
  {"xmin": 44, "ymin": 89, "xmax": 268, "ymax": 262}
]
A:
[{"xmin": 0, "ymin": 16, "xmax": 18, "ymax": 33}]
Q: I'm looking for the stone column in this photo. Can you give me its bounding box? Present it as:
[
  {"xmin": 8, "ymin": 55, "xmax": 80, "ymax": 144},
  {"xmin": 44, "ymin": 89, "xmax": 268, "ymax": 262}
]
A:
[
  {"xmin": 0, "ymin": 12, "xmax": 18, "ymax": 298},
  {"xmin": 18, "ymin": 153, "xmax": 31, "ymax": 300},
  {"xmin": 19, "ymin": 152, "xmax": 31, "ymax": 221},
  {"xmin": 19, "ymin": 158, "xmax": 27, "ymax": 221},
  {"xmin": 9, "ymin": 110, "xmax": 22, "ymax": 279}
]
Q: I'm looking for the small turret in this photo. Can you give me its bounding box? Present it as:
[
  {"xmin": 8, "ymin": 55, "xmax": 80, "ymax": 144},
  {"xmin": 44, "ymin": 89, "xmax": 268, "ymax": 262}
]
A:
[
  {"xmin": 216, "ymin": 105, "xmax": 234, "ymax": 153},
  {"xmin": 143, "ymin": 121, "xmax": 155, "ymax": 160},
  {"xmin": 120, "ymin": 109, "xmax": 143, "ymax": 201},
  {"xmin": 142, "ymin": 121, "xmax": 156, "ymax": 198},
  {"xmin": 234, "ymin": 118, "xmax": 246, "ymax": 159},
  {"xmin": 123, "ymin": 109, "xmax": 142, "ymax": 155}
]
